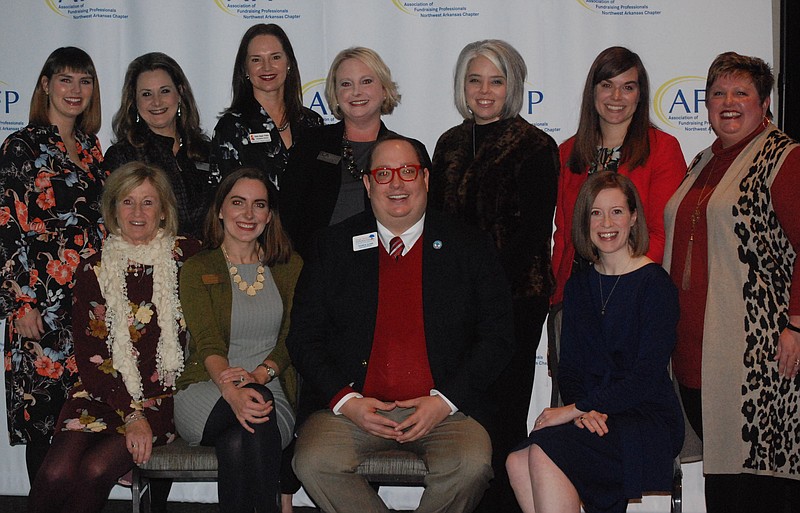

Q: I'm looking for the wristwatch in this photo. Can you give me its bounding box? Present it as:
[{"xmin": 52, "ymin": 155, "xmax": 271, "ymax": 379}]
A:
[{"xmin": 258, "ymin": 362, "xmax": 277, "ymax": 380}]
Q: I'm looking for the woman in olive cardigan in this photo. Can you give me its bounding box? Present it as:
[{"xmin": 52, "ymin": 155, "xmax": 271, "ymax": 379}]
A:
[
  {"xmin": 176, "ymin": 247, "xmax": 301, "ymax": 412},
  {"xmin": 175, "ymin": 167, "xmax": 302, "ymax": 513}
]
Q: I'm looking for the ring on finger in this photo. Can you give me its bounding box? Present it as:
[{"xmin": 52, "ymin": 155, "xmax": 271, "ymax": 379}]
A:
[
  {"xmin": 131, "ymin": 443, "xmax": 137, "ymax": 448},
  {"xmin": 579, "ymin": 416, "xmax": 586, "ymax": 421},
  {"xmin": 238, "ymin": 376, "xmax": 246, "ymax": 384}
]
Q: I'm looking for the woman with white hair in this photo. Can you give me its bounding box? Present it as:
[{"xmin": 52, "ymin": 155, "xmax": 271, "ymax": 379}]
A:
[{"xmin": 429, "ymin": 39, "xmax": 559, "ymax": 512}]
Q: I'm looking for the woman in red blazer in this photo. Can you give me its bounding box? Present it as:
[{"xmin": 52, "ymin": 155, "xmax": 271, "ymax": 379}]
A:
[{"xmin": 551, "ymin": 46, "xmax": 686, "ymax": 306}]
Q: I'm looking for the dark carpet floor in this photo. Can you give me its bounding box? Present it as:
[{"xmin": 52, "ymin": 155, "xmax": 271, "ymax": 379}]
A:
[{"xmin": 0, "ymin": 494, "xmax": 322, "ymax": 512}]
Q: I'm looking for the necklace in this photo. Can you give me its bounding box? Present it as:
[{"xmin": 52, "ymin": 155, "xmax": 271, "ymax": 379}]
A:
[
  {"xmin": 127, "ymin": 261, "xmax": 144, "ymax": 277},
  {"xmin": 597, "ymin": 258, "xmax": 632, "ymax": 315},
  {"xmin": 277, "ymin": 118, "xmax": 290, "ymax": 132},
  {"xmin": 221, "ymin": 245, "xmax": 265, "ymax": 296},
  {"xmin": 681, "ymin": 157, "xmax": 723, "ymax": 290},
  {"xmin": 598, "ymin": 273, "xmax": 622, "ymax": 316},
  {"xmin": 341, "ymin": 128, "xmax": 361, "ymax": 180}
]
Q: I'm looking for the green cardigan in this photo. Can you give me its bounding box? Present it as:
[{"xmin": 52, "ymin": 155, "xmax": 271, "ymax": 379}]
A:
[{"xmin": 176, "ymin": 247, "xmax": 303, "ymax": 410}]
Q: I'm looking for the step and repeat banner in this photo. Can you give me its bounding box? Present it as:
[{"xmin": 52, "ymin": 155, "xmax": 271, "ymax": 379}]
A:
[{"xmin": 0, "ymin": 1, "xmax": 774, "ymax": 510}]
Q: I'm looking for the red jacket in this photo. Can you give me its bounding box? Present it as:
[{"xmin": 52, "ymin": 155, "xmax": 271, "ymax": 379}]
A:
[{"xmin": 551, "ymin": 127, "xmax": 686, "ymax": 304}]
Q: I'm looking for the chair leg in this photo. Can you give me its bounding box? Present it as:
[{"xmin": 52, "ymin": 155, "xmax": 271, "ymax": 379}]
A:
[
  {"xmin": 131, "ymin": 466, "xmax": 152, "ymax": 513},
  {"xmin": 132, "ymin": 467, "xmax": 140, "ymax": 513},
  {"xmin": 671, "ymin": 462, "xmax": 683, "ymax": 513}
]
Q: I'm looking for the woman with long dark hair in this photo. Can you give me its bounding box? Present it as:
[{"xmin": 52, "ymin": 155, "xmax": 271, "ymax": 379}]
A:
[
  {"xmin": 175, "ymin": 168, "xmax": 302, "ymax": 512},
  {"xmin": 212, "ymin": 23, "xmax": 322, "ymax": 187},
  {"xmin": 104, "ymin": 52, "xmax": 218, "ymax": 239},
  {"xmin": 551, "ymin": 46, "xmax": 685, "ymax": 306}
]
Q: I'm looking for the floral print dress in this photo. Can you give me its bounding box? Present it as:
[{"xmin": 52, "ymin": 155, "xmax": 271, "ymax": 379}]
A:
[
  {"xmin": 58, "ymin": 238, "xmax": 200, "ymax": 441},
  {"xmin": 0, "ymin": 124, "xmax": 105, "ymax": 445}
]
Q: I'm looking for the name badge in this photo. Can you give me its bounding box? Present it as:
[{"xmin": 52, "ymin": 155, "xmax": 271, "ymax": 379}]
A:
[
  {"xmin": 353, "ymin": 232, "xmax": 379, "ymax": 251},
  {"xmin": 248, "ymin": 132, "xmax": 272, "ymax": 144},
  {"xmin": 317, "ymin": 151, "xmax": 341, "ymax": 165}
]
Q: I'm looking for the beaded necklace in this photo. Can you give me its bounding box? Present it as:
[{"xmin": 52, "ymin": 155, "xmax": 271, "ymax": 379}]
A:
[{"xmin": 221, "ymin": 245, "xmax": 266, "ymax": 296}]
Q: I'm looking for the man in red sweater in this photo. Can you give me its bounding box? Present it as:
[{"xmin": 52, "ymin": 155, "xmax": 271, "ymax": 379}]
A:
[{"xmin": 287, "ymin": 135, "xmax": 514, "ymax": 512}]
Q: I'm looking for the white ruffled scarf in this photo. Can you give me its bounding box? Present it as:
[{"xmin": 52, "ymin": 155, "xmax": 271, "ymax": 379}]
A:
[{"xmin": 96, "ymin": 229, "xmax": 184, "ymax": 403}]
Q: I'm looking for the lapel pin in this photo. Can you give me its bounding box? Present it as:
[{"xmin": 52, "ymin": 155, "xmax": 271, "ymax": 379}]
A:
[{"xmin": 433, "ymin": 240, "xmax": 443, "ymax": 250}]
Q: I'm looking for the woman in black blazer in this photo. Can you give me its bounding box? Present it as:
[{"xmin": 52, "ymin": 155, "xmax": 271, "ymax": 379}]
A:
[{"xmin": 281, "ymin": 46, "xmax": 429, "ymax": 259}]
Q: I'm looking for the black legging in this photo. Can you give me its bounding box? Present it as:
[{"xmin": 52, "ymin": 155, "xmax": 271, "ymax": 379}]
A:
[
  {"xmin": 27, "ymin": 430, "xmax": 132, "ymax": 512},
  {"xmin": 201, "ymin": 383, "xmax": 282, "ymax": 513}
]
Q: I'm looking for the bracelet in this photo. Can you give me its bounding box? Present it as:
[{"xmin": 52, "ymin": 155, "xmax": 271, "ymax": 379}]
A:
[
  {"xmin": 124, "ymin": 411, "xmax": 146, "ymax": 426},
  {"xmin": 786, "ymin": 323, "xmax": 800, "ymax": 334}
]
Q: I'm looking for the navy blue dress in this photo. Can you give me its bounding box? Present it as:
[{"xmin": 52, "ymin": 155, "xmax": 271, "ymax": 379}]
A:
[{"xmin": 515, "ymin": 263, "xmax": 684, "ymax": 513}]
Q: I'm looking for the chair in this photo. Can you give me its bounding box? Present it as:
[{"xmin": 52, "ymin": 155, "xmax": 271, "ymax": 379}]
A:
[
  {"xmin": 130, "ymin": 437, "xmax": 218, "ymax": 513},
  {"xmin": 128, "ymin": 434, "xmax": 427, "ymax": 512},
  {"xmin": 356, "ymin": 449, "xmax": 428, "ymax": 487},
  {"xmin": 545, "ymin": 307, "xmax": 683, "ymax": 513}
]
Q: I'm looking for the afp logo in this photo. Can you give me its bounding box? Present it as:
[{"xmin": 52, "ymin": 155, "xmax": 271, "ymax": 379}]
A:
[
  {"xmin": 526, "ymin": 83, "xmax": 543, "ymax": 115},
  {"xmin": 302, "ymin": 79, "xmax": 336, "ymax": 124},
  {"xmin": 653, "ymin": 76, "xmax": 710, "ymax": 131},
  {"xmin": 46, "ymin": 0, "xmax": 84, "ymax": 17},
  {"xmin": 0, "ymin": 81, "xmax": 21, "ymax": 115}
]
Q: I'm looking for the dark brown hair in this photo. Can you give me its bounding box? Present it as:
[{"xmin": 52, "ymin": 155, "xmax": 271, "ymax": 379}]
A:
[
  {"xmin": 111, "ymin": 52, "xmax": 209, "ymax": 161},
  {"xmin": 568, "ymin": 46, "xmax": 651, "ymax": 175},
  {"xmin": 29, "ymin": 47, "xmax": 102, "ymax": 135},
  {"xmin": 226, "ymin": 24, "xmax": 305, "ymax": 127},
  {"xmin": 571, "ymin": 170, "xmax": 649, "ymax": 263},
  {"xmin": 203, "ymin": 167, "xmax": 292, "ymax": 266}
]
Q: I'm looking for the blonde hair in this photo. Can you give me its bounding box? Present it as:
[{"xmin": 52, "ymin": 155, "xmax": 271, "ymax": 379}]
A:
[
  {"xmin": 325, "ymin": 47, "xmax": 400, "ymax": 120},
  {"xmin": 102, "ymin": 162, "xmax": 179, "ymax": 237}
]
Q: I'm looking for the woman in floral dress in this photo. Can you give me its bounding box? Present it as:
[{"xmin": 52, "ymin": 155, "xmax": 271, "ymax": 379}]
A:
[
  {"xmin": 28, "ymin": 162, "xmax": 200, "ymax": 512},
  {"xmin": 0, "ymin": 47, "xmax": 105, "ymax": 483}
]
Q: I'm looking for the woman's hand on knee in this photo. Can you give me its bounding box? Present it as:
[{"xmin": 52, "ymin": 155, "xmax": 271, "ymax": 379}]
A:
[
  {"xmin": 218, "ymin": 366, "xmax": 255, "ymax": 387},
  {"xmin": 224, "ymin": 387, "xmax": 274, "ymax": 433},
  {"xmin": 125, "ymin": 418, "xmax": 154, "ymax": 464},
  {"xmin": 533, "ymin": 404, "xmax": 583, "ymax": 430},
  {"xmin": 574, "ymin": 410, "xmax": 609, "ymax": 436}
]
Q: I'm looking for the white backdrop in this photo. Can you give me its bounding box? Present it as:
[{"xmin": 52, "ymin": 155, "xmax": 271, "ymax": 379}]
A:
[{"xmin": 0, "ymin": 1, "xmax": 777, "ymax": 511}]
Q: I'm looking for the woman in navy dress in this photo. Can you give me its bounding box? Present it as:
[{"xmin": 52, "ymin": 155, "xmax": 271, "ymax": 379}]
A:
[{"xmin": 506, "ymin": 171, "xmax": 684, "ymax": 513}]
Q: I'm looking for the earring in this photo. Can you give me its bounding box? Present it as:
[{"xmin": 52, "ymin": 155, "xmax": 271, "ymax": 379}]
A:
[
  {"xmin": 136, "ymin": 112, "xmax": 140, "ymax": 123},
  {"xmin": 245, "ymin": 73, "xmax": 250, "ymax": 80},
  {"xmin": 177, "ymin": 103, "xmax": 182, "ymax": 118}
]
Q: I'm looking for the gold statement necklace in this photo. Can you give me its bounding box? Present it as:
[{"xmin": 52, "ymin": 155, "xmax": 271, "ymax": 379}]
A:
[{"xmin": 221, "ymin": 245, "xmax": 265, "ymax": 296}]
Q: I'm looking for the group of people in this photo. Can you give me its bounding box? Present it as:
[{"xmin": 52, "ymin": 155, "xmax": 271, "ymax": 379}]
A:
[{"xmin": 0, "ymin": 20, "xmax": 797, "ymax": 513}]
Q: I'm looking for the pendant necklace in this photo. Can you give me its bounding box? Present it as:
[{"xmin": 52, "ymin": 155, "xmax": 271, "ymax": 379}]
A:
[
  {"xmin": 597, "ymin": 258, "xmax": 632, "ymax": 315},
  {"xmin": 681, "ymin": 157, "xmax": 722, "ymax": 291}
]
